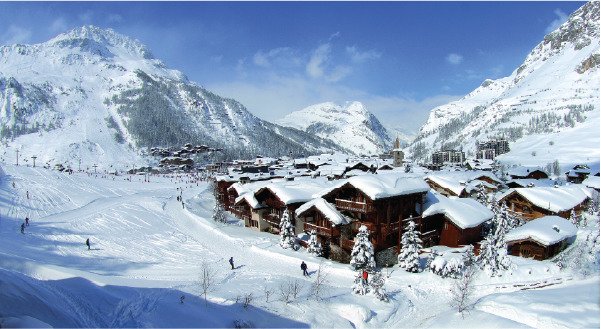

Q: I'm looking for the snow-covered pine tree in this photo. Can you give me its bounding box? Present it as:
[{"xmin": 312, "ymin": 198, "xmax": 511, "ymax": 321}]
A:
[
  {"xmin": 279, "ymin": 210, "xmax": 297, "ymax": 249},
  {"xmin": 307, "ymin": 230, "xmax": 323, "ymax": 256},
  {"xmin": 569, "ymin": 209, "xmax": 581, "ymax": 227},
  {"xmin": 369, "ymin": 271, "xmax": 389, "ymax": 302},
  {"xmin": 475, "ymin": 185, "xmax": 488, "ymax": 207},
  {"xmin": 350, "ymin": 225, "xmax": 376, "ymax": 271},
  {"xmin": 398, "ymin": 219, "xmax": 422, "ymax": 273},
  {"xmin": 497, "ymin": 202, "xmax": 519, "ymax": 231},
  {"xmin": 212, "ymin": 201, "xmax": 227, "ymax": 223},
  {"xmin": 352, "ymin": 272, "xmax": 369, "ymax": 295},
  {"xmin": 477, "ymin": 232, "xmax": 510, "ymax": 276}
]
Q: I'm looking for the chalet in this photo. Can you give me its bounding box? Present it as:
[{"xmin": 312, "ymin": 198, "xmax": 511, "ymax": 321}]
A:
[
  {"xmin": 498, "ymin": 186, "xmax": 590, "ymax": 221},
  {"xmin": 565, "ymin": 164, "xmax": 592, "ymax": 183},
  {"xmin": 317, "ymin": 164, "xmax": 347, "ymax": 180},
  {"xmin": 465, "ymin": 159, "xmax": 494, "ymax": 171},
  {"xmin": 507, "ymin": 166, "xmax": 549, "ymax": 180},
  {"xmin": 421, "ymin": 191, "xmax": 493, "ymax": 248},
  {"xmin": 295, "ymin": 198, "xmax": 352, "ymax": 258},
  {"xmin": 425, "ymin": 171, "xmax": 501, "ymax": 198},
  {"xmin": 583, "ymin": 175, "xmax": 600, "ymax": 192},
  {"xmin": 315, "ymin": 173, "xmax": 430, "ymax": 261},
  {"xmin": 505, "ymin": 216, "xmax": 577, "ymax": 260},
  {"xmin": 252, "ymin": 178, "xmax": 331, "ymax": 233}
]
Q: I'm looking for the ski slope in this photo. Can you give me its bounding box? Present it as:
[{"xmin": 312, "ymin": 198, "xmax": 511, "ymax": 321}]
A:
[{"xmin": 0, "ymin": 164, "xmax": 598, "ymax": 328}]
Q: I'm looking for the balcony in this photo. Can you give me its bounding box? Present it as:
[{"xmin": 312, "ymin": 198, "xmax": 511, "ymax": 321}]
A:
[
  {"xmin": 304, "ymin": 222, "xmax": 340, "ymax": 237},
  {"xmin": 263, "ymin": 213, "xmax": 281, "ymax": 226},
  {"xmin": 335, "ymin": 198, "xmax": 373, "ymax": 213}
]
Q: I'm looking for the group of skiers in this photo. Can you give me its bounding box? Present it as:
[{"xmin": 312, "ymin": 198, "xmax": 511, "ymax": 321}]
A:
[
  {"xmin": 228, "ymin": 257, "xmax": 314, "ymax": 278},
  {"xmin": 20, "ymin": 217, "xmax": 30, "ymax": 234}
]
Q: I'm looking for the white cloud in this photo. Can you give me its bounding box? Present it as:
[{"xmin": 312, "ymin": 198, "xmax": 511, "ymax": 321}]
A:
[
  {"xmin": 326, "ymin": 65, "xmax": 353, "ymax": 82},
  {"xmin": 446, "ymin": 53, "xmax": 463, "ymax": 65},
  {"xmin": 346, "ymin": 46, "xmax": 381, "ymax": 63},
  {"xmin": 545, "ymin": 9, "xmax": 568, "ymax": 34},
  {"xmin": 329, "ymin": 31, "xmax": 341, "ymax": 40},
  {"xmin": 78, "ymin": 11, "xmax": 94, "ymax": 23},
  {"xmin": 49, "ymin": 18, "xmax": 68, "ymax": 34},
  {"xmin": 108, "ymin": 14, "xmax": 123, "ymax": 23},
  {"xmin": 253, "ymin": 47, "xmax": 299, "ymax": 68},
  {"xmin": 0, "ymin": 25, "xmax": 32, "ymax": 45},
  {"xmin": 306, "ymin": 43, "xmax": 330, "ymax": 78}
]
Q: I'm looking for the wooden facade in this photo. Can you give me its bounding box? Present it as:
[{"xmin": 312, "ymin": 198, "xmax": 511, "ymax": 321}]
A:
[
  {"xmin": 216, "ymin": 180, "xmax": 235, "ymax": 210},
  {"xmin": 320, "ymin": 183, "xmax": 426, "ymax": 252},
  {"xmin": 502, "ymin": 192, "xmax": 587, "ymax": 221},
  {"xmin": 507, "ymin": 239, "xmax": 568, "ymax": 260},
  {"xmin": 295, "ymin": 207, "xmax": 345, "ymax": 258},
  {"xmin": 420, "ymin": 214, "xmax": 484, "ymax": 248},
  {"xmin": 254, "ymin": 188, "xmax": 303, "ymax": 233}
]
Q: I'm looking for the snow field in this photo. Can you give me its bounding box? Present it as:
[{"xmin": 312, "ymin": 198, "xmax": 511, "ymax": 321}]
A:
[{"xmin": 0, "ymin": 164, "xmax": 598, "ymax": 328}]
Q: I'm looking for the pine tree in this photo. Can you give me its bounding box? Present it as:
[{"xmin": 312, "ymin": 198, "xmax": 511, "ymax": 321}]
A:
[
  {"xmin": 398, "ymin": 220, "xmax": 422, "ymax": 273},
  {"xmin": 496, "ymin": 202, "xmax": 516, "ymax": 233},
  {"xmin": 369, "ymin": 271, "xmax": 389, "ymax": 302},
  {"xmin": 307, "ymin": 230, "xmax": 323, "ymax": 256},
  {"xmin": 212, "ymin": 201, "xmax": 227, "ymax": 223},
  {"xmin": 475, "ymin": 185, "xmax": 488, "ymax": 207},
  {"xmin": 352, "ymin": 272, "xmax": 369, "ymax": 295},
  {"xmin": 350, "ymin": 225, "xmax": 376, "ymax": 271},
  {"xmin": 279, "ymin": 210, "xmax": 297, "ymax": 249},
  {"xmin": 569, "ymin": 209, "xmax": 581, "ymax": 227},
  {"xmin": 477, "ymin": 231, "xmax": 510, "ymax": 276}
]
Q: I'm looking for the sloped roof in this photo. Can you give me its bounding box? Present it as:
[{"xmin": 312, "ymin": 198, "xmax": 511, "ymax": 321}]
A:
[
  {"xmin": 316, "ymin": 173, "xmax": 430, "ymax": 200},
  {"xmin": 255, "ymin": 177, "xmax": 332, "ymax": 205},
  {"xmin": 583, "ymin": 176, "xmax": 600, "ymax": 190},
  {"xmin": 422, "ymin": 191, "xmax": 493, "ymax": 229},
  {"xmin": 507, "ymin": 166, "xmax": 547, "ymax": 178},
  {"xmin": 499, "ymin": 186, "xmax": 589, "ymax": 213},
  {"xmin": 235, "ymin": 192, "xmax": 263, "ymax": 209},
  {"xmin": 295, "ymin": 198, "xmax": 351, "ymax": 226},
  {"xmin": 505, "ymin": 216, "xmax": 577, "ymax": 246}
]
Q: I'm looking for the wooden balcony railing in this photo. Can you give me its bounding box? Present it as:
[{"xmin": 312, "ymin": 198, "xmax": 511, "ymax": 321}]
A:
[
  {"xmin": 263, "ymin": 213, "xmax": 281, "ymax": 226},
  {"xmin": 304, "ymin": 222, "xmax": 340, "ymax": 237},
  {"xmin": 335, "ymin": 198, "xmax": 374, "ymax": 213}
]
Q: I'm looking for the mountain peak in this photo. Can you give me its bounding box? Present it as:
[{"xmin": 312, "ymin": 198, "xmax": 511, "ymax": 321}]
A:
[{"xmin": 50, "ymin": 25, "xmax": 153, "ymax": 59}]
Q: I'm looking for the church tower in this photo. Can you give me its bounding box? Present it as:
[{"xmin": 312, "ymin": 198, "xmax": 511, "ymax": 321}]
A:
[{"xmin": 392, "ymin": 136, "xmax": 404, "ymax": 167}]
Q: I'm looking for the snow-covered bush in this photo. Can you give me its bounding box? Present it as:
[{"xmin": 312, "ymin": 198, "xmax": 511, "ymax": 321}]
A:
[
  {"xmin": 350, "ymin": 225, "xmax": 376, "ymax": 271},
  {"xmin": 429, "ymin": 256, "xmax": 464, "ymax": 278},
  {"xmin": 279, "ymin": 210, "xmax": 298, "ymax": 250},
  {"xmin": 398, "ymin": 220, "xmax": 422, "ymax": 272},
  {"xmin": 307, "ymin": 230, "xmax": 322, "ymax": 256},
  {"xmin": 477, "ymin": 234, "xmax": 511, "ymax": 276},
  {"xmin": 352, "ymin": 272, "xmax": 369, "ymax": 295},
  {"xmin": 212, "ymin": 201, "xmax": 227, "ymax": 223}
]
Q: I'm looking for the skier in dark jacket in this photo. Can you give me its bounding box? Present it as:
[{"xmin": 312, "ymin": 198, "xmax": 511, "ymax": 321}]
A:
[
  {"xmin": 85, "ymin": 238, "xmax": 90, "ymax": 250},
  {"xmin": 25, "ymin": 217, "xmax": 29, "ymax": 226},
  {"xmin": 301, "ymin": 261, "xmax": 308, "ymax": 276},
  {"xmin": 229, "ymin": 257, "xmax": 234, "ymax": 270},
  {"xmin": 20, "ymin": 223, "xmax": 25, "ymax": 234}
]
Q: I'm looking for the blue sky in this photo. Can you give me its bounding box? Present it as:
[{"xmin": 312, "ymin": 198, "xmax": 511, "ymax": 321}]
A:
[{"xmin": 0, "ymin": 1, "xmax": 586, "ymax": 133}]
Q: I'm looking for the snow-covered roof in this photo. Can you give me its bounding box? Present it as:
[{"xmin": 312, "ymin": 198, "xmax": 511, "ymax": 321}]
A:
[
  {"xmin": 295, "ymin": 198, "xmax": 351, "ymax": 226},
  {"xmin": 582, "ymin": 176, "xmax": 600, "ymax": 190},
  {"xmin": 506, "ymin": 179, "xmax": 557, "ymax": 188},
  {"xmin": 228, "ymin": 179, "xmax": 275, "ymax": 195},
  {"xmin": 317, "ymin": 173, "xmax": 430, "ymax": 200},
  {"xmin": 505, "ymin": 216, "xmax": 577, "ymax": 246},
  {"xmin": 499, "ymin": 186, "xmax": 590, "ymax": 213},
  {"xmin": 507, "ymin": 166, "xmax": 547, "ymax": 178},
  {"xmin": 422, "ymin": 191, "xmax": 493, "ymax": 229},
  {"xmin": 425, "ymin": 175, "xmax": 466, "ymax": 196},
  {"xmin": 317, "ymin": 164, "xmax": 347, "ymax": 176},
  {"xmin": 256, "ymin": 177, "xmax": 332, "ymax": 205},
  {"xmin": 234, "ymin": 192, "xmax": 263, "ymax": 209}
]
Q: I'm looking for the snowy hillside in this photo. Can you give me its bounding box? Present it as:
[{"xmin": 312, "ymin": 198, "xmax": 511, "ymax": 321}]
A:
[
  {"xmin": 1, "ymin": 165, "xmax": 598, "ymax": 327},
  {"xmin": 0, "ymin": 26, "xmax": 342, "ymax": 169},
  {"xmin": 409, "ymin": 1, "xmax": 600, "ymax": 166},
  {"xmin": 277, "ymin": 101, "xmax": 392, "ymax": 155}
]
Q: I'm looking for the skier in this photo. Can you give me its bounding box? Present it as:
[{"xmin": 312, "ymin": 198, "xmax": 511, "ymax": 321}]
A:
[
  {"xmin": 362, "ymin": 270, "xmax": 369, "ymax": 285},
  {"xmin": 25, "ymin": 216, "xmax": 29, "ymax": 226},
  {"xmin": 20, "ymin": 223, "xmax": 25, "ymax": 234},
  {"xmin": 26, "ymin": 191, "xmax": 29, "ymax": 199},
  {"xmin": 229, "ymin": 256, "xmax": 235, "ymax": 270},
  {"xmin": 85, "ymin": 238, "xmax": 90, "ymax": 250},
  {"xmin": 301, "ymin": 261, "xmax": 308, "ymax": 276}
]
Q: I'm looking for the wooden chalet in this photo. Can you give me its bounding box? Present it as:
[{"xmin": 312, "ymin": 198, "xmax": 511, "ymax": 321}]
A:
[
  {"xmin": 295, "ymin": 198, "xmax": 351, "ymax": 258},
  {"xmin": 565, "ymin": 165, "xmax": 592, "ymax": 184},
  {"xmin": 425, "ymin": 176, "xmax": 468, "ymax": 198},
  {"xmin": 505, "ymin": 216, "xmax": 577, "ymax": 260},
  {"xmin": 316, "ymin": 173, "xmax": 430, "ymax": 254},
  {"xmin": 421, "ymin": 191, "xmax": 493, "ymax": 248},
  {"xmin": 508, "ymin": 167, "xmax": 549, "ymax": 180},
  {"xmin": 498, "ymin": 186, "xmax": 590, "ymax": 221},
  {"xmin": 252, "ymin": 178, "xmax": 330, "ymax": 233}
]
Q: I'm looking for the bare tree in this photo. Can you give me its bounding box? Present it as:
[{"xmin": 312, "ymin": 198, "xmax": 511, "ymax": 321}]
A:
[
  {"xmin": 199, "ymin": 262, "xmax": 217, "ymax": 306},
  {"xmin": 278, "ymin": 279, "xmax": 304, "ymax": 304},
  {"xmin": 264, "ymin": 286, "xmax": 274, "ymax": 303},
  {"xmin": 310, "ymin": 262, "xmax": 330, "ymax": 301},
  {"xmin": 243, "ymin": 293, "xmax": 253, "ymax": 309},
  {"xmin": 449, "ymin": 265, "xmax": 477, "ymax": 316}
]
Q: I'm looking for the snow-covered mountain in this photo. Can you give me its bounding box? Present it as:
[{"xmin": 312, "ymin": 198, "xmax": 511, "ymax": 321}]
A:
[
  {"xmin": 0, "ymin": 26, "xmax": 342, "ymax": 168},
  {"xmin": 277, "ymin": 101, "xmax": 392, "ymax": 155},
  {"xmin": 409, "ymin": 1, "xmax": 600, "ymax": 166}
]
